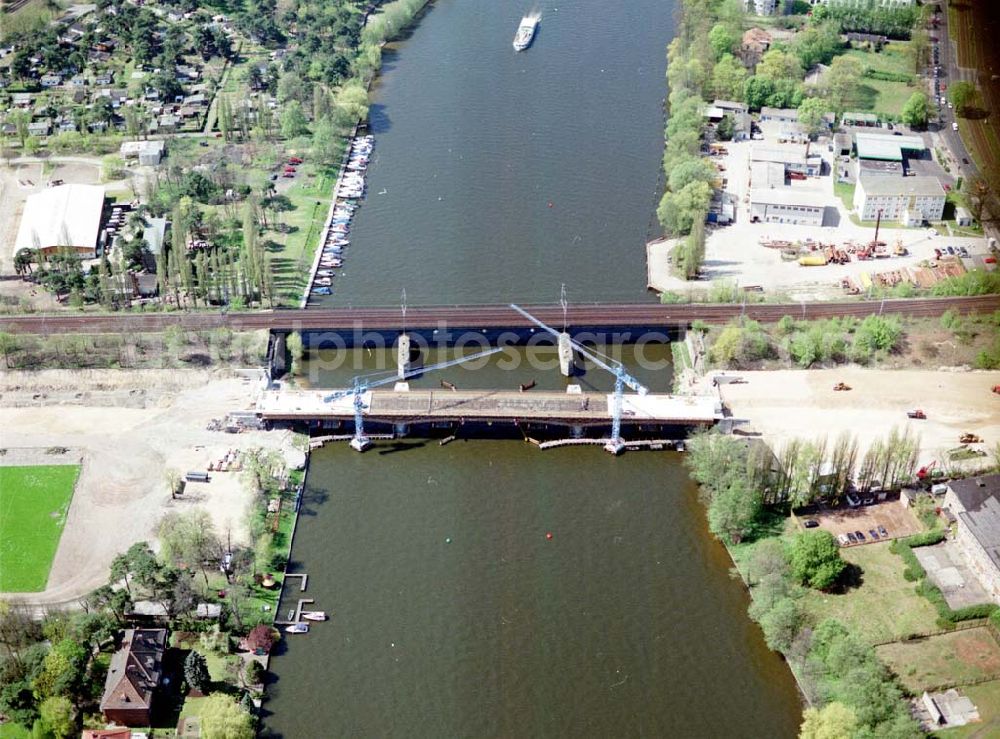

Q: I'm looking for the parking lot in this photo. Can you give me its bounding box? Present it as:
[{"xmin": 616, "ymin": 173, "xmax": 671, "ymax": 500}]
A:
[{"xmin": 798, "ymin": 499, "xmax": 923, "ymax": 547}]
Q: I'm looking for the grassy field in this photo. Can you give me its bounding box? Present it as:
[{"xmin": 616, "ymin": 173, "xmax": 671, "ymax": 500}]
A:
[
  {"xmin": 846, "ymin": 42, "xmax": 915, "ymax": 77},
  {"xmin": 799, "ymin": 541, "xmax": 941, "ymax": 645},
  {"xmin": 0, "ymin": 465, "xmax": 80, "ymax": 592},
  {"xmin": 877, "ymin": 628, "xmax": 1000, "ymax": 693},
  {"xmin": 937, "ymin": 679, "xmax": 1000, "ymax": 738},
  {"xmin": 845, "ymin": 42, "xmax": 920, "ymax": 117},
  {"xmin": 268, "ymin": 160, "xmax": 344, "ymax": 306},
  {"xmin": 834, "ymin": 181, "xmax": 856, "ymax": 211}
]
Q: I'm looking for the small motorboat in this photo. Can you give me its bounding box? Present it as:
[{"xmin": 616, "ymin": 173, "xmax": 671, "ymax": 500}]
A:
[
  {"xmin": 314, "ymin": 278, "xmax": 332, "ymax": 287},
  {"xmin": 301, "ymin": 611, "xmax": 328, "ymax": 621},
  {"xmin": 286, "ymin": 622, "xmax": 309, "ymax": 634},
  {"xmin": 311, "ymin": 287, "xmax": 332, "ymax": 296}
]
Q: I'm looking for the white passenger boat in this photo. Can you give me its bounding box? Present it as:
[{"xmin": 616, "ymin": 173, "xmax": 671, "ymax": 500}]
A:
[
  {"xmin": 286, "ymin": 622, "xmax": 309, "ymax": 634},
  {"xmin": 513, "ymin": 15, "xmax": 539, "ymax": 51}
]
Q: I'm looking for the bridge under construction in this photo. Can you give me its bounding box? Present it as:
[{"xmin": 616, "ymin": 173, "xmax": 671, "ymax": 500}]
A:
[{"xmin": 255, "ymin": 386, "xmax": 722, "ymax": 447}]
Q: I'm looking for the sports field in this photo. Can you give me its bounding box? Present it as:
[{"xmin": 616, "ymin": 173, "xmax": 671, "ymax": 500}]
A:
[{"xmin": 0, "ymin": 465, "xmax": 80, "ymax": 592}]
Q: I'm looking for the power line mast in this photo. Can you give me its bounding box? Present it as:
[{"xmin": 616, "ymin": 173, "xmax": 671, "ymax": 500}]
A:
[{"xmin": 510, "ymin": 304, "xmax": 648, "ymax": 454}]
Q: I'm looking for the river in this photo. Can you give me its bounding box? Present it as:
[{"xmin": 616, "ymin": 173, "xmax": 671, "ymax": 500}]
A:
[
  {"xmin": 315, "ymin": 0, "xmax": 668, "ymax": 307},
  {"xmin": 263, "ymin": 0, "xmax": 803, "ymax": 735}
]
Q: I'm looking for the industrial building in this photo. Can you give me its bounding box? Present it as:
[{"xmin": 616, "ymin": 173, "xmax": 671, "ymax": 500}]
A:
[
  {"xmin": 751, "ymin": 143, "xmax": 822, "ymax": 177},
  {"xmin": 853, "ymin": 174, "xmax": 946, "ymax": 225},
  {"xmin": 14, "ymin": 184, "xmax": 106, "ymax": 258},
  {"xmin": 749, "ymin": 188, "xmax": 825, "ymax": 226},
  {"xmin": 854, "ymin": 132, "xmax": 926, "ymax": 163},
  {"xmin": 119, "ymin": 139, "xmax": 165, "ymax": 166}
]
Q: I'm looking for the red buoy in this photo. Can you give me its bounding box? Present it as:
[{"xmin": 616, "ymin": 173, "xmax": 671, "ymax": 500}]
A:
[
  {"xmin": 547, "ymin": 201, "xmax": 554, "ymax": 208},
  {"xmin": 546, "ymin": 532, "xmax": 553, "ymax": 540}
]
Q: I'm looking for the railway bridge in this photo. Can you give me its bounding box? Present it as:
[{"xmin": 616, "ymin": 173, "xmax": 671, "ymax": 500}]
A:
[{"xmin": 1, "ymin": 295, "xmax": 998, "ymax": 337}]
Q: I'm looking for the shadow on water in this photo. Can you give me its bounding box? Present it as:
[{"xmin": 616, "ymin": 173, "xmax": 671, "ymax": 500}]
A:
[
  {"xmin": 368, "ymin": 102, "xmax": 392, "ymax": 134},
  {"xmin": 376, "ymin": 440, "xmax": 430, "ymax": 455}
]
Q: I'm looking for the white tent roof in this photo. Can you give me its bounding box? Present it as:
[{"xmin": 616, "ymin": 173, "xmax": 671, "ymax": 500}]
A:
[{"xmin": 14, "ymin": 184, "xmax": 105, "ymax": 252}]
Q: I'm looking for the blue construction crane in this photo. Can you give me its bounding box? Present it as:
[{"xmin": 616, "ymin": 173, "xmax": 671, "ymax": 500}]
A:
[
  {"xmin": 324, "ymin": 346, "xmax": 503, "ymax": 451},
  {"xmin": 510, "ymin": 303, "xmax": 648, "ymax": 454}
]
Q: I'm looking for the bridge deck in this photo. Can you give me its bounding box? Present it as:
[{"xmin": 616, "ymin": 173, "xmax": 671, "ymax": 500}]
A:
[
  {"xmin": 2, "ymin": 296, "xmax": 998, "ymax": 335},
  {"xmin": 257, "ymin": 389, "xmax": 721, "ymax": 425}
]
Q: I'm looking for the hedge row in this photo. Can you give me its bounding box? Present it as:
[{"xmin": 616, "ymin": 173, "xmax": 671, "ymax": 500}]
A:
[{"xmin": 863, "ymin": 69, "xmax": 914, "ymax": 83}]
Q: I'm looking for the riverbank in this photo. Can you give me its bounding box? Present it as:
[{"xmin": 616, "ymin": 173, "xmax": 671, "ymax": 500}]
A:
[
  {"xmin": 710, "ymin": 367, "xmax": 1000, "ymax": 470},
  {"xmin": 0, "ymin": 368, "xmax": 303, "ymax": 606}
]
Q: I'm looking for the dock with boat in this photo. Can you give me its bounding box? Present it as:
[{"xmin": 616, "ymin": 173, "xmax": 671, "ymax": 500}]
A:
[{"xmin": 302, "ymin": 134, "xmax": 376, "ymax": 304}]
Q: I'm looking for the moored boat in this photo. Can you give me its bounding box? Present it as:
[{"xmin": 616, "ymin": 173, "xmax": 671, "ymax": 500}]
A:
[
  {"xmin": 301, "ymin": 611, "xmax": 328, "ymax": 621},
  {"xmin": 285, "ymin": 622, "xmax": 309, "ymax": 634}
]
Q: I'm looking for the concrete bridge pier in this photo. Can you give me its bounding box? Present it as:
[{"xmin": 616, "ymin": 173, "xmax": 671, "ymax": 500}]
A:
[
  {"xmin": 558, "ymin": 332, "xmax": 575, "ymax": 377},
  {"xmin": 397, "ymin": 333, "xmax": 412, "ymax": 379}
]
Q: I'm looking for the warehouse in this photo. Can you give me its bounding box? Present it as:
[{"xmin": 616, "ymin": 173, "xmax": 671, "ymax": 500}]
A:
[
  {"xmin": 14, "ymin": 184, "xmax": 106, "ymax": 258},
  {"xmin": 749, "ymin": 188, "xmax": 825, "ymax": 226},
  {"xmin": 854, "ymin": 132, "xmax": 926, "ymax": 162}
]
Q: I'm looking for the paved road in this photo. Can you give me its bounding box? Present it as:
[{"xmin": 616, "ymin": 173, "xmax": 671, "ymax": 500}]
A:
[
  {"xmin": 2, "ymin": 296, "xmax": 999, "ymax": 335},
  {"xmin": 935, "ymin": 4, "xmax": 978, "ymax": 183}
]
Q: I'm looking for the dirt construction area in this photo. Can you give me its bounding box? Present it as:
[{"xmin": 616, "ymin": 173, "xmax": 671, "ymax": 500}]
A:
[
  {"xmin": 713, "ymin": 367, "xmax": 1000, "ymax": 470},
  {"xmin": 0, "ymin": 368, "xmax": 302, "ymax": 607}
]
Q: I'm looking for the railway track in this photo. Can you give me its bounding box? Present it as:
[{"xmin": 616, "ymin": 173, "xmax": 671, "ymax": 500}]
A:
[{"xmin": 1, "ymin": 296, "xmax": 999, "ymax": 335}]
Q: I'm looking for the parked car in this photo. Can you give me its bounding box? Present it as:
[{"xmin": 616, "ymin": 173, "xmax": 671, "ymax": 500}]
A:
[
  {"xmin": 862, "ymin": 496, "xmax": 874, "ymax": 505},
  {"xmin": 846, "ymin": 494, "xmax": 861, "ymax": 508},
  {"xmin": 960, "ymin": 247, "xmax": 969, "ymax": 257},
  {"xmin": 289, "ymin": 156, "xmax": 304, "ymax": 164},
  {"xmin": 804, "ymin": 519, "xmax": 820, "ymax": 529},
  {"xmin": 962, "ymin": 157, "xmax": 969, "ymax": 164},
  {"xmin": 838, "ymin": 533, "xmax": 850, "ymax": 546},
  {"xmin": 855, "ymin": 530, "xmax": 866, "ymax": 542},
  {"xmin": 878, "ymin": 526, "xmax": 888, "ymax": 537},
  {"xmin": 947, "ymin": 246, "xmax": 955, "ymax": 255},
  {"xmin": 869, "ymin": 529, "xmax": 880, "ymax": 540},
  {"xmin": 847, "ymin": 532, "xmax": 858, "ymax": 544}
]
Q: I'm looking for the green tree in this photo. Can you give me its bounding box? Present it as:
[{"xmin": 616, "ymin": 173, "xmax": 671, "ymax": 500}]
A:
[
  {"xmin": 853, "ymin": 315, "xmax": 902, "ymax": 354},
  {"xmin": 184, "ymin": 650, "xmax": 211, "ymax": 694},
  {"xmin": 668, "ymin": 158, "xmax": 716, "ymax": 192},
  {"xmin": 707, "ymin": 477, "xmax": 762, "ymax": 544},
  {"xmin": 900, "ymin": 92, "xmax": 929, "ymax": 129},
  {"xmin": 788, "ymin": 530, "xmax": 846, "ymax": 590},
  {"xmin": 799, "ymin": 701, "xmax": 858, "ymax": 739},
  {"xmin": 0, "ymin": 332, "xmax": 19, "ymax": 369},
  {"xmin": 824, "ymin": 56, "xmax": 864, "ymax": 113},
  {"xmin": 797, "ymin": 97, "xmax": 828, "ymax": 137},
  {"xmin": 657, "ymin": 180, "xmax": 712, "ymax": 235},
  {"xmin": 708, "ymin": 23, "xmax": 736, "ymax": 61},
  {"xmin": 757, "ymin": 597, "xmax": 803, "ymax": 653},
  {"xmin": 38, "ymin": 696, "xmax": 74, "ymax": 739},
  {"xmin": 712, "ymin": 54, "xmax": 748, "ymax": 101},
  {"xmin": 756, "ymin": 49, "xmax": 803, "ymax": 82},
  {"xmin": 199, "ymin": 694, "xmax": 255, "ymax": 739},
  {"xmin": 716, "ymin": 114, "xmax": 735, "ymax": 141},
  {"xmin": 158, "ymin": 509, "xmax": 220, "ymax": 588},
  {"xmin": 311, "ymin": 118, "xmax": 341, "ymax": 167},
  {"xmin": 743, "ymin": 76, "xmax": 776, "ymax": 111},
  {"xmin": 280, "ymin": 100, "xmax": 309, "ymax": 139},
  {"xmin": 948, "ymin": 80, "xmax": 976, "ymax": 116},
  {"xmin": 908, "ymin": 28, "xmax": 930, "ymax": 74}
]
